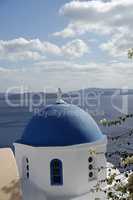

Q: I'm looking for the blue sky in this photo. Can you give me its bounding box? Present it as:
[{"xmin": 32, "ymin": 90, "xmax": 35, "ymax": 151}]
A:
[
  {"xmin": 0, "ymin": 0, "xmax": 68, "ymax": 40},
  {"xmin": 0, "ymin": 0, "xmax": 133, "ymax": 92}
]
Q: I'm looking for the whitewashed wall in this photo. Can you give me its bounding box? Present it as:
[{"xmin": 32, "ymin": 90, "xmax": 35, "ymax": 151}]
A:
[{"xmin": 14, "ymin": 137, "xmax": 107, "ymax": 198}]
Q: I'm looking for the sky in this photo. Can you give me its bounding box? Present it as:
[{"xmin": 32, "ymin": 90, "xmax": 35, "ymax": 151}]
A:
[{"xmin": 0, "ymin": 0, "xmax": 133, "ymax": 92}]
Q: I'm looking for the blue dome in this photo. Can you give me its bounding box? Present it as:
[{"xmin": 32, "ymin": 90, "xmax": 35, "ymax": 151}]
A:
[{"xmin": 18, "ymin": 103, "xmax": 105, "ymax": 147}]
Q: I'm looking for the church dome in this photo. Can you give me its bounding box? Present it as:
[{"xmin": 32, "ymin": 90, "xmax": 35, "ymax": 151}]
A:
[{"xmin": 18, "ymin": 102, "xmax": 105, "ymax": 147}]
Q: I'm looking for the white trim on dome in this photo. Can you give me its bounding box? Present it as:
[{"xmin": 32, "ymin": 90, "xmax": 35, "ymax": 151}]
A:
[{"xmin": 14, "ymin": 135, "xmax": 107, "ymax": 151}]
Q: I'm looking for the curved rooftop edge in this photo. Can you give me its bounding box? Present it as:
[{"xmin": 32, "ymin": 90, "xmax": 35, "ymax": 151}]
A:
[{"xmin": 16, "ymin": 103, "xmax": 106, "ymax": 147}]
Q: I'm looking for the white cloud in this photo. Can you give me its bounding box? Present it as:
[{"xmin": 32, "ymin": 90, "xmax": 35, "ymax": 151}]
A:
[
  {"xmin": 53, "ymin": 26, "xmax": 76, "ymax": 38},
  {"xmin": 62, "ymin": 39, "xmax": 89, "ymax": 58},
  {"xmin": 0, "ymin": 60, "xmax": 133, "ymax": 92},
  {"xmin": 0, "ymin": 38, "xmax": 89, "ymax": 61},
  {"xmin": 53, "ymin": 21, "xmax": 113, "ymax": 38},
  {"xmin": 0, "ymin": 38, "xmax": 61, "ymax": 61},
  {"xmin": 53, "ymin": 0, "xmax": 133, "ymax": 57},
  {"xmin": 59, "ymin": 0, "xmax": 133, "ymax": 32},
  {"xmin": 100, "ymin": 30, "xmax": 133, "ymax": 57}
]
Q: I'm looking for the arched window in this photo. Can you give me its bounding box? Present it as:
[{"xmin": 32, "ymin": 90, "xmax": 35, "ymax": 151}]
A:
[{"xmin": 50, "ymin": 159, "xmax": 63, "ymax": 186}]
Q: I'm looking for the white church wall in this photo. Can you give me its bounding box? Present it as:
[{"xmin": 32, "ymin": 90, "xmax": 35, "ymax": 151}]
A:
[{"xmin": 14, "ymin": 137, "xmax": 107, "ymax": 198}]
